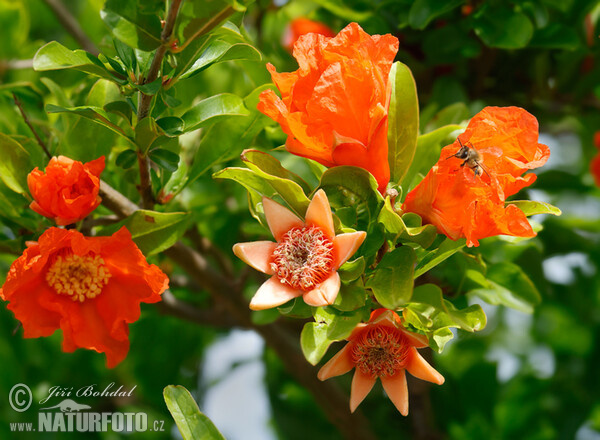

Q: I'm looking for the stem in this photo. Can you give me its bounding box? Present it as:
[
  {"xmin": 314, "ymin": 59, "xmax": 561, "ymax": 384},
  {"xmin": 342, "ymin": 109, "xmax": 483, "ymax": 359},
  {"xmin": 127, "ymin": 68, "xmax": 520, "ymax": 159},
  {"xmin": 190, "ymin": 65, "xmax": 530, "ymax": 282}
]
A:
[
  {"xmin": 171, "ymin": 6, "xmax": 233, "ymax": 54},
  {"xmin": 41, "ymin": 0, "xmax": 99, "ymax": 55},
  {"xmin": 136, "ymin": 0, "xmax": 184, "ymax": 209},
  {"xmin": 13, "ymin": 93, "xmax": 52, "ymax": 159}
]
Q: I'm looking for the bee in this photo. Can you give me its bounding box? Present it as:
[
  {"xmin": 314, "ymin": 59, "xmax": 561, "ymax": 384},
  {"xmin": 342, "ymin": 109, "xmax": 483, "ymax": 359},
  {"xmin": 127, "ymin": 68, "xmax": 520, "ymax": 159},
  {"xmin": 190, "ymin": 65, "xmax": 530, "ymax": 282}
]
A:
[{"xmin": 445, "ymin": 138, "xmax": 490, "ymax": 178}]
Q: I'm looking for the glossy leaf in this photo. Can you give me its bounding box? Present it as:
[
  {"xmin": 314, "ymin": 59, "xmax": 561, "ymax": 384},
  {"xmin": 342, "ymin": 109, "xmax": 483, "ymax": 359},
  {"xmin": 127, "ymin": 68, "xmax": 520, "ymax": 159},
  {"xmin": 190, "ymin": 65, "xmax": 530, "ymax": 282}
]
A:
[
  {"xmin": 180, "ymin": 40, "xmax": 261, "ymax": 80},
  {"xmin": 46, "ymin": 104, "xmax": 132, "ymax": 142},
  {"xmin": 115, "ymin": 149, "xmax": 137, "ymax": 169},
  {"xmin": 509, "ymin": 200, "xmax": 561, "ymax": 217},
  {"xmin": 300, "ymin": 321, "xmax": 334, "ymax": 366},
  {"xmin": 181, "ymin": 93, "xmax": 249, "ymax": 133},
  {"xmin": 414, "ymin": 237, "xmax": 466, "ymax": 278},
  {"xmin": 366, "ymin": 246, "xmax": 416, "ymax": 308},
  {"xmin": 163, "ymin": 385, "xmax": 226, "ymax": 440},
  {"xmin": 388, "ymin": 61, "xmax": 419, "ymax": 185},
  {"xmin": 379, "ymin": 197, "xmax": 437, "ymax": 248},
  {"xmin": 474, "ymin": 6, "xmax": 534, "ymax": 49},
  {"xmin": 33, "ymin": 42, "xmax": 115, "ymax": 80},
  {"xmin": 150, "ymin": 148, "xmax": 180, "ymax": 172},
  {"xmin": 0, "ymin": 133, "xmax": 31, "ymax": 195},
  {"xmin": 101, "ymin": 1, "xmax": 162, "ymax": 51},
  {"xmin": 241, "ymin": 150, "xmax": 311, "ymax": 194}
]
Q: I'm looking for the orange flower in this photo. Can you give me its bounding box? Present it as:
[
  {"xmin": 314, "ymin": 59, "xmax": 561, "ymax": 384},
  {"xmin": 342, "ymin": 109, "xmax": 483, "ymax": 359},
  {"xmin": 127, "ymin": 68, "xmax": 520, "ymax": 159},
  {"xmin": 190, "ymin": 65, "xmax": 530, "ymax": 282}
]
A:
[
  {"xmin": 592, "ymin": 154, "xmax": 600, "ymax": 187},
  {"xmin": 318, "ymin": 309, "xmax": 444, "ymax": 415},
  {"xmin": 403, "ymin": 106, "xmax": 550, "ymax": 247},
  {"xmin": 0, "ymin": 227, "xmax": 168, "ymax": 367},
  {"xmin": 283, "ymin": 18, "xmax": 335, "ymax": 52},
  {"xmin": 258, "ymin": 22, "xmax": 399, "ymax": 192},
  {"xmin": 233, "ymin": 189, "xmax": 366, "ymax": 309},
  {"xmin": 28, "ymin": 156, "xmax": 105, "ymax": 225}
]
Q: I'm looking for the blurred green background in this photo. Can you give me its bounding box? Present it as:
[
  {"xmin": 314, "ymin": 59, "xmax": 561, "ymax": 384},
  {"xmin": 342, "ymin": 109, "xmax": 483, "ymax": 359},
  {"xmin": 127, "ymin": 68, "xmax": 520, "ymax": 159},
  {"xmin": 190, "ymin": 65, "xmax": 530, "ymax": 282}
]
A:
[{"xmin": 1, "ymin": 0, "xmax": 599, "ymax": 439}]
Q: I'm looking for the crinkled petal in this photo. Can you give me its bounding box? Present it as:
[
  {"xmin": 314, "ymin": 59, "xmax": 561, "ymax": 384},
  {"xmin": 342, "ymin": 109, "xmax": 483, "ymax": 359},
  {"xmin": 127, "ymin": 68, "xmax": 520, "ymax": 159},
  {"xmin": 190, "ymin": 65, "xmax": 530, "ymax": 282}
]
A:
[
  {"xmin": 233, "ymin": 241, "xmax": 277, "ymax": 275},
  {"xmin": 350, "ymin": 369, "xmax": 376, "ymax": 413},
  {"xmin": 333, "ymin": 231, "xmax": 366, "ymax": 269},
  {"xmin": 249, "ymin": 276, "xmax": 303, "ymax": 310},
  {"xmin": 405, "ymin": 347, "xmax": 445, "ymax": 385},
  {"xmin": 380, "ymin": 370, "xmax": 409, "ymax": 416},
  {"xmin": 305, "ymin": 189, "xmax": 335, "ymax": 238},
  {"xmin": 317, "ymin": 342, "xmax": 355, "ymax": 380},
  {"xmin": 303, "ymin": 272, "xmax": 340, "ymax": 307},
  {"xmin": 262, "ymin": 197, "xmax": 304, "ymax": 242}
]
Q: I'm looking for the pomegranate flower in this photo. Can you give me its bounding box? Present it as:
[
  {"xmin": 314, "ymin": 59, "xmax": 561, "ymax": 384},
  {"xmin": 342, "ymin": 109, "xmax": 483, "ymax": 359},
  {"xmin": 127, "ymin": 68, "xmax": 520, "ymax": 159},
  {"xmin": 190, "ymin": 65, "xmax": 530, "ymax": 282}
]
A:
[
  {"xmin": 233, "ymin": 190, "xmax": 366, "ymax": 310},
  {"xmin": 0, "ymin": 227, "xmax": 168, "ymax": 367},
  {"xmin": 403, "ymin": 106, "xmax": 550, "ymax": 247},
  {"xmin": 27, "ymin": 156, "xmax": 105, "ymax": 226},
  {"xmin": 591, "ymin": 131, "xmax": 600, "ymax": 187},
  {"xmin": 318, "ymin": 309, "xmax": 444, "ymax": 415},
  {"xmin": 258, "ymin": 22, "xmax": 399, "ymax": 192}
]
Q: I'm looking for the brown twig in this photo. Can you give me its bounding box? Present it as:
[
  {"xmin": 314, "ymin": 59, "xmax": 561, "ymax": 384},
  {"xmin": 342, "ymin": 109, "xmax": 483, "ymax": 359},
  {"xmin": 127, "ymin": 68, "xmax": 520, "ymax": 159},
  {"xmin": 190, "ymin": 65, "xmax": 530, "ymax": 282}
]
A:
[
  {"xmin": 13, "ymin": 93, "xmax": 52, "ymax": 159},
  {"xmin": 41, "ymin": 0, "xmax": 99, "ymax": 55},
  {"xmin": 135, "ymin": 0, "xmax": 184, "ymax": 209}
]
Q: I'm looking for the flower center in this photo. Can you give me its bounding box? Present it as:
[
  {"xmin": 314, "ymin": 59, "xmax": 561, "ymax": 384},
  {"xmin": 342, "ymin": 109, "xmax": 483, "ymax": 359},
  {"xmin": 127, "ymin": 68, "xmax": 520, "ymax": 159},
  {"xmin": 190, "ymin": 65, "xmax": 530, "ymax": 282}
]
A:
[
  {"xmin": 351, "ymin": 325, "xmax": 411, "ymax": 378},
  {"xmin": 270, "ymin": 226, "xmax": 334, "ymax": 290},
  {"xmin": 46, "ymin": 254, "xmax": 111, "ymax": 302}
]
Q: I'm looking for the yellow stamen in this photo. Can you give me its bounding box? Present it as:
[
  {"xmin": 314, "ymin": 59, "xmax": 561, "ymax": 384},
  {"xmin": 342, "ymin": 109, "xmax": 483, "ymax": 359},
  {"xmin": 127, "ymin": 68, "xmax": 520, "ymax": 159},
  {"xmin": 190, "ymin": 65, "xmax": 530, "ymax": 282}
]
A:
[{"xmin": 46, "ymin": 254, "xmax": 111, "ymax": 302}]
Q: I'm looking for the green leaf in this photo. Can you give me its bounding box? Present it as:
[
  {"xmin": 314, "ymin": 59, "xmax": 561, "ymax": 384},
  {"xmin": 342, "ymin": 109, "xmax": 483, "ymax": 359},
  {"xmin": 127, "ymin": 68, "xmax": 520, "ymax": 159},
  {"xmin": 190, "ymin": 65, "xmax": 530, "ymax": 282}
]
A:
[
  {"xmin": 46, "ymin": 104, "xmax": 132, "ymax": 142},
  {"xmin": 134, "ymin": 117, "xmax": 163, "ymax": 153},
  {"xmin": 33, "ymin": 42, "xmax": 115, "ymax": 80},
  {"xmin": 241, "ymin": 149, "xmax": 311, "ymax": 194},
  {"xmin": 163, "ymin": 385, "xmax": 226, "ymax": 440},
  {"xmin": 508, "ymin": 200, "xmax": 561, "ymax": 217},
  {"xmin": 108, "ymin": 210, "xmax": 189, "ymax": 256},
  {"xmin": 408, "ymin": 0, "xmax": 463, "ymax": 29},
  {"xmin": 156, "ymin": 116, "xmax": 184, "ymax": 136},
  {"xmin": 187, "ymin": 85, "xmax": 271, "ymax": 185},
  {"xmin": 300, "ymin": 322, "xmax": 334, "ymax": 366},
  {"xmin": 181, "ymin": 93, "xmax": 249, "ymax": 133},
  {"xmin": 115, "ymin": 149, "xmax": 138, "ymax": 169},
  {"xmin": 474, "ymin": 6, "xmax": 534, "ymax": 49},
  {"xmin": 213, "ymin": 167, "xmax": 309, "ymax": 219},
  {"xmin": 366, "ymin": 246, "xmax": 416, "ymax": 308},
  {"xmin": 469, "ymin": 262, "xmax": 541, "ymax": 313},
  {"xmin": 332, "ymin": 279, "xmax": 367, "ymax": 312},
  {"xmin": 388, "ymin": 61, "xmax": 419, "ymax": 185},
  {"xmin": 407, "ymin": 284, "xmax": 487, "ymax": 351},
  {"xmin": 379, "ymin": 197, "xmax": 437, "ymax": 248},
  {"xmin": 114, "ymin": 38, "xmax": 137, "ymax": 72},
  {"xmin": 150, "ymin": 148, "xmax": 180, "ymax": 172},
  {"xmin": 278, "ymin": 297, "xmax": 312, "ymax": 319},
  {"xmin": 0, "ymin": 133, "xmax": 31, "ymax": 195},
  {"xmin": 180, "ymin": 40, "xmax": 261, "ymax": 80},
  {"xmin": 338, "ymin": 257, "xmax": 366, "ymax": 283},
  {"xmin": 319, "ymin": 308, "xmax": 363, "ymax": 341},
  {"xmin": 104, "ymin": 101, "xmax": 133, "ymax": 125},
  {"xmin": 414, "ymin": 237, "xmax": 466, "ymax": 278},
  {"xmin": 530, "ymin": 23, "xmax": 579, "ymax": 50},
  {"xmin": 133, "ymin": 77, "xmax": 163, "ymax": 95},
  {"xmin": 101, "ymin": 1, "xmax": 162, "ymax": 51}
]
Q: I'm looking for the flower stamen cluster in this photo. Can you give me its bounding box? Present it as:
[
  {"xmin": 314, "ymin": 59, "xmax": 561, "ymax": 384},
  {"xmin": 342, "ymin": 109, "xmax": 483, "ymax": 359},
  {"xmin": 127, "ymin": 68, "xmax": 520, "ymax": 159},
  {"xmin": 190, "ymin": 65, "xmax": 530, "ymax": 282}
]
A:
[
  {"xmin": 270, "ymin": 226, "xmax": 334, "ymax": 290},
  {"xmin": 351, "ymin": 325, "xmax": 411, "ymax": 377},
  {"xmin": 46, "ymin": 254, "xmax": 111, "ymax": 302}
]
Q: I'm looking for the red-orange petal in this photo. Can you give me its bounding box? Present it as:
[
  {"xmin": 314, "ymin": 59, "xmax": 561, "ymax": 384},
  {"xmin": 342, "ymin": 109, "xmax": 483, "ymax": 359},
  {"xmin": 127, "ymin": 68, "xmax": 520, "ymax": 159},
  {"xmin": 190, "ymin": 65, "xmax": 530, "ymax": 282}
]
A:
[
  {"xmin": 405, "ymin": 347, "xmax": 445, "ymax": 385},
  {"xmin": 262, "ymin": 197, "xmax": 304, "ymax": 242},
  {"xmin": 317, "ymin": 342, "xmax": 355, "ymax": 380},
  {"xmin": 303, "ymin": 271, "xmax": 340, "ymax": 307},
  {"xmin": 305, "ymin": 189, "xmax": 335, "ymax": 238},
  {"xmin": 350, "ymin": 369, "xmax": 377, "ymax": 413},
  {"xmin": 332, "ymin": 231, "xmax": 366, "ymax": 269},
  {"xmin": 249, "ymin": 276, "xmax": 303, "ymax": 310},
  {"xmin": 380, "ymin": 370, "xmax": 409, "ymax": 416},
  {"xmin": 232, "ymin": 241, "xmax": 277, "ymax": 275}
]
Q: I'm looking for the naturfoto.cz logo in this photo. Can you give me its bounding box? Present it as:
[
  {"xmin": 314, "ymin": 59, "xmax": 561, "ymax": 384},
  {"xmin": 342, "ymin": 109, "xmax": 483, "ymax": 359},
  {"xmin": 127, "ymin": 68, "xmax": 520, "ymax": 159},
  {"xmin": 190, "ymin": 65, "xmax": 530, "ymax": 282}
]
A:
[{"xmin": 8, "ymin": 383, "xmax": 166, "ymax": 434}]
